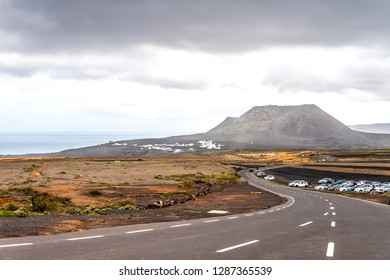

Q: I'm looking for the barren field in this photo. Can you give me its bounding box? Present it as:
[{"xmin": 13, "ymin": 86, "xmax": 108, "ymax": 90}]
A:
[{"xmin": 0, "ymin": 156, "xmax": 286, "ymax": 238}]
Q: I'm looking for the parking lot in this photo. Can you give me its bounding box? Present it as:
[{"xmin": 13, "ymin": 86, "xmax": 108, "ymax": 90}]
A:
[{"xmin": 253, "ymin": 166, "xmax": 390, "ymax": 205}]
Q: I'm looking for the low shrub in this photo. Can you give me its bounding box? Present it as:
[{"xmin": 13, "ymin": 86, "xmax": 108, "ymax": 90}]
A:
[
  {"xmin": 179, "ymin": 180, "xmax": 195, "ymax": 188},
  {"xmin": 88, "ymin": 190, "xmax": 102, "ymax": 196},
  {"xmin": 31, "ymin": 191, "xmax": 71, "ymax": 213},
  {"xmin": 7, "ymin": 203, "xmax": 17, "ymax": 211},
  {"xmin": 0, "ymin": 189, "xmax": 7, "ymax": 198}
]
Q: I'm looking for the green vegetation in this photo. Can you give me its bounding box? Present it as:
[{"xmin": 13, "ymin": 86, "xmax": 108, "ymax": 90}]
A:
[
  {"xmin": 6, "ymin": 187, "xmax": 73, "ymax": 215},
  {"xmin": 23, "ymin": 163, "xmax": 39, "ymax": 172},
  {"xmin": 31, "ymin": 191, "xmax": 71, "ymax": 213},
  {"xmin": 0, "ymin": 189, "xmax": 7, "ymax": 198},
  {"xmin": 2, "ymin": 186, "xmax": 141, "ymax": 217},
  {"xmin": 77, "ymin": 198, "xmax": 137, "ymax": 215},
  {"xmin": 155, "ymin": 172, "xmax": 240, "ymax": 187},
  {"xmin": 6, "ymin": 203, "xmax": 17, "ymax": 211}
]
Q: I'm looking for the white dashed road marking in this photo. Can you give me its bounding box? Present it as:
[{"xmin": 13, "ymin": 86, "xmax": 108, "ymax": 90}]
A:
[
  {"xmin": 170, "ymin": 223, "xmax": 192, "ymax": 228},
  {"xmin": 326, "ymin": 242, "xmax": 335, "ymax": 257},
  {"xmin": 330, "ymin": 207, "xmax": 335, "ymax": 210},
  {"xmin": 299, "ymin": 221, "xmax": 313, "ymax": 227},
  {"xmin": 0, "ymin": 243, "xmax": 33, "ymax": 248},
  {"xmin": 204, "ymin": 219, "xmax": 220, "ymax": 223},
  {"xmin": 324, "ymin": 212, "xmax": 329, "ymax": 216},
  {"xmin": 126, "ymin": 229, "xmax": 154, "ymax": 234},
  {"xmin": 228, "ymin": 216, "xmax": 239, "ymax": 220},
  {"xmin": 331, "ymin": 221, "xmax": 336, "ymax": 227},
  {"xmin": 332, "ymin": 212, "xmax": 336, "ymax": 216},
  {"xmin": 216, "ymin": 240, "xmax": 259, "ymax": 253},
  {"xmin": 67, "ymin": 235, "xmax": 104, "ymax": 241}
]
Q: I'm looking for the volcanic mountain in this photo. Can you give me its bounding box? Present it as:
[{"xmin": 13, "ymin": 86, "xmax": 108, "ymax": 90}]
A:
[
  {"xmin": 51, "ymin": 104, "xmax": 390, "ymax": 157},
  {"xmin": 186, "ymin": 104, "xmax": 389, "ymax": 149}
]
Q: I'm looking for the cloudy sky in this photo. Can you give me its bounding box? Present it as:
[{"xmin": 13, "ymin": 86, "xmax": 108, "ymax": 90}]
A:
[{"xmin": 1, "ymin": 0, "xmax": 390, "ymax": 135}]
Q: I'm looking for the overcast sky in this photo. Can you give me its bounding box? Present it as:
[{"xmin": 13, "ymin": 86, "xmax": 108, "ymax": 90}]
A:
[{"xmin": 1, "ymin": 0, "xmax": 390, "ymax": 135}]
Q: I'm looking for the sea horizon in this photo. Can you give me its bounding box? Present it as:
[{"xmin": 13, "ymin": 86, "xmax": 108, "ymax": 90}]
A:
[{"xmin": 0, "ymin": 131, "xmax": 182, "ymax": 155}]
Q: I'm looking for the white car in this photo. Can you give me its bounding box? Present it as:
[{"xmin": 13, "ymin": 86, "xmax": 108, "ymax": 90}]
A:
[
  {"xmin": 374, "ymin": 185, "xmax": 390, "ymax": 194},
  {"xmin": 256, "ymin": 172, "xmax": 266, "ymax": 177},
  {"xmin": 318, "ymin": 178, "xmax": 334, "ymax": 185},
  {"xmin": 288, "ymin": 180, "xmax": 309, "ymax": 187},
  {"xmin": 354, "ymin": 184, "xmax": 373, "ymax": 193},
  {"xmin": 264, "ymin": 175, "xmax": 275, "ymax": 180},
  {"xmin": 314, "ymin": 184, "xmax": 328, "ymax": 190}
]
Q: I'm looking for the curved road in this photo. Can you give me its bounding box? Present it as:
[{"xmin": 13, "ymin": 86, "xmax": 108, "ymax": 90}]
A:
[{"xmin": 0, "ymin": 170, "xmax": 389, "ymax": 259}]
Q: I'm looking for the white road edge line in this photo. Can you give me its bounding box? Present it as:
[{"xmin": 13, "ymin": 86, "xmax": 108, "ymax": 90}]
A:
[
  {"xmin": 245, "ymin": 214, "xmax": 254, "ymax": 217},
  {"xmin": 67, "ymin": 235, "xmax": 104, "ymax": 241},
  {"xmin": 331, "ymin": 221, "xmax": 336, "ymax": 227},
  {"xmin": 170, "ymin": 223, "xmax": 192, "ymax": 228},
  {"xmin": 126, "ymin": 229, "xmax": 154, "ymax": 234},
  {"xmin": 299, "ymin": 221, "xmax": 313, "ymax": 227},
  {"xmin": 228, "ymin": 216, "xmax": 239, "ymax": 220},
  {"xmin": 204, "ymin": 219, "xmax": 220, "ymax": 223},
  {"xmin": 326, "ymin": 242, "xmax": 335, "ymax": 257},
  {"xmin": 0, "ymin": 243, "xmax": 33, "ymax": 248},
  {"xmin": 216, "ymin": 240, "xmax": 259, "ymax": 253}
]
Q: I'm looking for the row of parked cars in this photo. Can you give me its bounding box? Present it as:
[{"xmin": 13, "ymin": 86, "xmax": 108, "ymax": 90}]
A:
[
  {"xmin": 250, "ymin": 169, "xmax": 390, "ymax": 194},
  {"xmin": 314, "ymin": 178, "xmax": 390, "ymax": 194}
]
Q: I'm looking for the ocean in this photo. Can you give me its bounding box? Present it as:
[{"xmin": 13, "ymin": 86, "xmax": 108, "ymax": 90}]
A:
[{"xmin": 0, "ymin": 132, "xmax": 166, "ymax": 155}]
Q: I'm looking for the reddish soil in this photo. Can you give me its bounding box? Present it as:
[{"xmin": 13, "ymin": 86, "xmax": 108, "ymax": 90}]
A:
[{"xmin": 0, "ymin": 182, "xmax": 286, "ymax": 238}]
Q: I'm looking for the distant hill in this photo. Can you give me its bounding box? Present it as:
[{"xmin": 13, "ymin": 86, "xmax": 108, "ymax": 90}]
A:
[
  {"xmin": 350, "ymin": 123, "xmax": 390, "ymax": 134},
  {"xmin": 49, "ymin": 104, "xmax": 390, "ymax": 157}
]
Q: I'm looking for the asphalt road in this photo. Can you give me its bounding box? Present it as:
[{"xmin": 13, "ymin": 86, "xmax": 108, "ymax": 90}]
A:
[{"xmin": 0, "ymin": 170, "xmax": 389, "ymax": 260}]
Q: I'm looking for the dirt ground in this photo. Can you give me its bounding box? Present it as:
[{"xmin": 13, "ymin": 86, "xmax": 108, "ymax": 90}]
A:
[
  {"xmin": 0, "ymin": 182, "xmax": 285, "ymax": 238},
  {"xmin": 0, "ymin": 157, "xmax": 286, "ymax": 238}
]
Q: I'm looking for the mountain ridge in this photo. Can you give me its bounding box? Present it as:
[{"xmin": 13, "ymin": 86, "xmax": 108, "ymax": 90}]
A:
[
  {"xmin": 40, "ymin": 104, "xmax": 390, "ymax": 157},
  {"xmin": 350, "ymin": 123, "xmax": 390, "ymax": 134}
]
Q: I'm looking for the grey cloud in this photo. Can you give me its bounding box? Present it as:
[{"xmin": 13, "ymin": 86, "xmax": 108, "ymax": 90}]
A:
[
  {"xmin": 128, "ymin": 75, "xmax": 207, "ymax": 90},
  {"xmin": 1, "ymin": 0, "xmax": 390, "ymax": 54},
  {"xmin": 263, "ymin": 58, "xmax": 390, "ymax": 99}
]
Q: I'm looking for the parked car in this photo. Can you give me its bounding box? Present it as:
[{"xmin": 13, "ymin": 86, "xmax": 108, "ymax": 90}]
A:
[
  {"xmin": 374, "ymin": 185, "xmax": 390, "ymax": 194},
  {"xmin": 249, "ymin": 169, "xmax": 254, "ymax": 172},
  {"xmin": 264, "ymin": 175, "xmax": 275, "ymax": 180},
  {"xmin": 314, "ymin": 184, "xmax": 331, "ymax": 190},
  {"xmin": 256, "ymin": 172, "xmax": 266, "ymax": 177},
  {"xmin": 288, "ymin": 180, "xmax": 309, "ymax": 187},
  {"xmin": 354, "ymin": 184, "xmax": 374, "ymax": 193},
  {"xmin": 318, "ymin": 178, "xmax": 334, "ymax": 185},
  {"xmin": 337, "ymin": 181, "xmax": 357, "ymax": 191}
]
